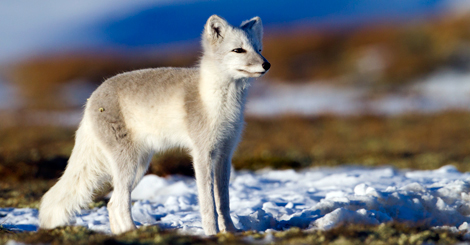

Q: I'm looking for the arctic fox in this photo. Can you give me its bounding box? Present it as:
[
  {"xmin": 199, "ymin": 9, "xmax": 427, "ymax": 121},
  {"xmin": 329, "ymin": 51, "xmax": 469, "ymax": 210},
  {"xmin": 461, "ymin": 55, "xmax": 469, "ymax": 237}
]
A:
[{"xmin": 39, "ymin": 15, "xmax": 270, "ymax": 235}]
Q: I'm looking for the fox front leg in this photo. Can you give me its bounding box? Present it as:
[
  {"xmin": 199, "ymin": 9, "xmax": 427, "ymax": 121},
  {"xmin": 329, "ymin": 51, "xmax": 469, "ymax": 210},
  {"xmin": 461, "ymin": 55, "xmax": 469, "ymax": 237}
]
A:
[
  {"xmin": 192, "ymin": 150, "xmax": 219, "ymax": 235},
  {"xmin": 214, "ymin": 156, "xmax": 236, "ymax": 232}
]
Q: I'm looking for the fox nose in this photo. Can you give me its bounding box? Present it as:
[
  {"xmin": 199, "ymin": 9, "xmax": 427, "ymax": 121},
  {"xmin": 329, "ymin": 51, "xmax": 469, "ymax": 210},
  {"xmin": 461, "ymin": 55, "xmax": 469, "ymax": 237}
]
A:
[{"xmin": 262, "ymin": 62, "xmax": 271, "ymax": 71}]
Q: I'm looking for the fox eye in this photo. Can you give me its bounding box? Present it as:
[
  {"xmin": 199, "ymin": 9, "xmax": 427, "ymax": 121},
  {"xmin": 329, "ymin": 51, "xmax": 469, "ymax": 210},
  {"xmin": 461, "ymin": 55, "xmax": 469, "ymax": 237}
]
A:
[{"xmin": 232, "ymin": 48, "xmax": 246, "ymax": 53}]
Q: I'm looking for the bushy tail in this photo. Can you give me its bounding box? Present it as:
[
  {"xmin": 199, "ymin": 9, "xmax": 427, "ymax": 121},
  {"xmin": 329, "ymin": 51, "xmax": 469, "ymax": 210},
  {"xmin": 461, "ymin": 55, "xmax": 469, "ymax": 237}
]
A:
[{"xmin": 39, "ymin": 119, "xmax": 108, "ymax": 229}]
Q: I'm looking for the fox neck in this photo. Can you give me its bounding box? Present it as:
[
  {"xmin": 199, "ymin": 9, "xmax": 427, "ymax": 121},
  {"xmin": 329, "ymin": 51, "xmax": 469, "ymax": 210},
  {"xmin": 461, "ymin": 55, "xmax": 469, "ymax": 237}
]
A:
[{"xmin": 198, "ymin": 56, "xmax": 250, "ymax": 127}]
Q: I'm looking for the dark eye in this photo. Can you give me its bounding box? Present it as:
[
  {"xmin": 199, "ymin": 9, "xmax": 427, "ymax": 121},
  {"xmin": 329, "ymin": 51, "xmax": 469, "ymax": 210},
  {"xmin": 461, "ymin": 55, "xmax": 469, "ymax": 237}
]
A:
[{"xmin": 232, "ymin": 48, "xmax": 246, "ymax": 53}]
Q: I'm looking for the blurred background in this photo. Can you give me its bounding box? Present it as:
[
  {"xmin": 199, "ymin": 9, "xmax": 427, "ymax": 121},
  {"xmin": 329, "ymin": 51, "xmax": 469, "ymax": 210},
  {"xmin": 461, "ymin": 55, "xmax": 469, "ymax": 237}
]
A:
[
  {"xmin": 2, "ymin": 0, "xmax": 470, "ymax": 201},
  {"xmin": 2, "ymin": 0, "xmax": 470, "ymax": 117}
]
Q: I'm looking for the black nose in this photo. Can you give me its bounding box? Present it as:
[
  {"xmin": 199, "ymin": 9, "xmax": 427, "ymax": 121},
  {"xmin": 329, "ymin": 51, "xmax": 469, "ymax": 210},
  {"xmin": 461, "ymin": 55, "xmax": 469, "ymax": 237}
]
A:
[{"xmin": 262, "ymin": 62, "xmax": 271, "ymax": 71}]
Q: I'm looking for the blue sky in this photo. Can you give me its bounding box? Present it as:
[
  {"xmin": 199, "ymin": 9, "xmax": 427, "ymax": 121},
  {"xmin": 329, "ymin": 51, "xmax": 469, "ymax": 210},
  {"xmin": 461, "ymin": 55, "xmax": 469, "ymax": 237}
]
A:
[
  {"xmin": 0, "ymin": 0, "xmax": 456, "ymax": 64},
  {"xmin": 100, "ymin": 0, "xmax": 444, "ymax": 46}
]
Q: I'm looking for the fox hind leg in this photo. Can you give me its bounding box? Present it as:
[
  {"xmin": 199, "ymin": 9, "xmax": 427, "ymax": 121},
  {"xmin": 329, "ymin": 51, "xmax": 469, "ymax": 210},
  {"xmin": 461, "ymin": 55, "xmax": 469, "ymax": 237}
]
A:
[
  {"xmin": 106, "ymin": 146, "xmax": 149, "ymax": 234},
  {"xmin": 131, "ymin": 152, "xmax": 153, "ymax": 190}
]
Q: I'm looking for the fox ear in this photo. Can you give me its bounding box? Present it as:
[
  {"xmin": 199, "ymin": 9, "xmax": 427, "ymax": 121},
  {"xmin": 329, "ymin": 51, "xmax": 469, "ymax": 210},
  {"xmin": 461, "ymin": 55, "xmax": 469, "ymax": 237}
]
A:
[
  {"xmin": 204, "ymin": 15, "xmax": 228, "ymax": 44},
  {"xmin": 241, "ymin": 16, "xmax": 263, "ymax": 41}
]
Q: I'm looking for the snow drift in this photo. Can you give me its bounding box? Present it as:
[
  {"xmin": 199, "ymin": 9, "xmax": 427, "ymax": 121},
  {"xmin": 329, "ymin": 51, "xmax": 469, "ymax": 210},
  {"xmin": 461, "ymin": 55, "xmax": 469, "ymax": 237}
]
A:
[{"xmin": 2, "ymin": 165, "xmax": 470, "ymax": 235}]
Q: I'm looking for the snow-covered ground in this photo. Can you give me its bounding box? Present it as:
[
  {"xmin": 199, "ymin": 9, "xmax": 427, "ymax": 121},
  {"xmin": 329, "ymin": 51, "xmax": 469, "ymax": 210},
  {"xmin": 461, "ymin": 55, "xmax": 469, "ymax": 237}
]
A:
[
  {"xmin": 2, "ymin": 165, "xmax": 470, "ymax": 236},
  {"xmin": 247, "ymin": 70, "xmax": 470, "ymax": 116}
]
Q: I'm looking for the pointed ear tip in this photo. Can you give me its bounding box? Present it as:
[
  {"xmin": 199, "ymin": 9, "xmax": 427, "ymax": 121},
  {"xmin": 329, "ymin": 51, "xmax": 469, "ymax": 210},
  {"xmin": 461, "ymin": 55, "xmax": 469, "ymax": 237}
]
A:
[
  {"xmin": 241, "ymin": 17, "xmax": 263, "ymax": 28},
  {"xmin": 207, "ymin": 15, "xmax": 229, "ymax": 27},
  {"xmin": 208, "ymin": 14, "xmax": 224, "ymax": 22}
]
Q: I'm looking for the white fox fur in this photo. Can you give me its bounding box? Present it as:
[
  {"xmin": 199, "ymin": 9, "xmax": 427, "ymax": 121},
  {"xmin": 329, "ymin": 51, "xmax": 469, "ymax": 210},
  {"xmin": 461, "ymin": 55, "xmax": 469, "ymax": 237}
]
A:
[{"xmin": 39, "ymin": 15, "xmax": 270, "ymax": 235}]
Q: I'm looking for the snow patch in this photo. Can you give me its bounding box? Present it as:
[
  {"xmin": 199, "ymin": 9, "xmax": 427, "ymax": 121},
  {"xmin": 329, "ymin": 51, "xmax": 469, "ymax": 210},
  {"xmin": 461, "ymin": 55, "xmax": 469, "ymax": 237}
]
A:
[
  {"xmin": 246, "ymin": 70, "xmax": 470, "ymax": 116},
  {"xmin": 2, "ymin": 165, "xmax": 470, "ymax": 235}
]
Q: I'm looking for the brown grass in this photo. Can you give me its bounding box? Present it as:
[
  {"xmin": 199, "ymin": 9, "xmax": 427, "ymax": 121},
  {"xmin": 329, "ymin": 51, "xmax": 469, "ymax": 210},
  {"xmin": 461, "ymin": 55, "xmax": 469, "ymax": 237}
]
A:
[
  {"xmin": 235, "ymin": 112, "xmax": 470, "ymax": 172},
  {"xmin": 0, "ymin": 222, "xmax": 465, "ymax": 245},
  {"xmin": 1, "ymin": 111, "xmax": 470, "ymax": 209},
  {"xmin": 2, "ymin": 112, "xmax": 470, "ymax": 181}
]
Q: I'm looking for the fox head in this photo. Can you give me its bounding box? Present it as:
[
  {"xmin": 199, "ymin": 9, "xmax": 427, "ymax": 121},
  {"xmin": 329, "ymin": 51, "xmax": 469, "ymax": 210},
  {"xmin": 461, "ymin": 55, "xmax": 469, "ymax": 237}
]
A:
[{"xmin": 202, "ymin": 15, "xmax": 271, "ymax": 79}]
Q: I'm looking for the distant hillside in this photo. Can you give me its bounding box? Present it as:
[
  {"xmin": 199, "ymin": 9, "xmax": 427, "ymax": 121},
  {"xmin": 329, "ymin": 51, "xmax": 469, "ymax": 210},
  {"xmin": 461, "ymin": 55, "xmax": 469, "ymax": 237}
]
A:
[
  {"xmin": 3, "ymin": 12, "xmax": 470, "ymax": 110},
  {"xmin": 264, "ymin": 13, "xmax": 470, "ymax": 84}
]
